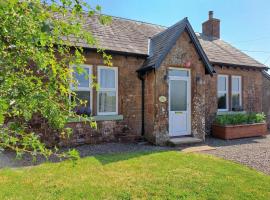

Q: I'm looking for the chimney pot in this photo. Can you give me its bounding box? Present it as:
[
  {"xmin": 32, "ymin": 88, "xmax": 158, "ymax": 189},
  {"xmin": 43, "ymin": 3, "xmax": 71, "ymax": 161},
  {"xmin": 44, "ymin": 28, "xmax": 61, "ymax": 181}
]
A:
[{"xmin": 209, "ymin": 11, "xmax": 213, "ymax": 19}]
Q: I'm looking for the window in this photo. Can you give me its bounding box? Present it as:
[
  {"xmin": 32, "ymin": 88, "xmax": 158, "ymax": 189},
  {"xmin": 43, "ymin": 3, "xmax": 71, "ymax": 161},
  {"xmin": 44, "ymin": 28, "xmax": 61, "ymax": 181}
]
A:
[
  {"xmin": 217, "ymin": 75, "xmax": 229, "ymax": 111},
  {"xmin": 97, "ymin": 66, "xmax": 118, "ymax": 115},
  {"xmin": 168, "ymin": 69, "xmax": 189, "ymax": 77},
  {"xmin": 71, "ymin": 65, "xmax": 92, "ymax": 116},
  {"xmin": 231, "ymin": 76, "xmax": 242, "ymax": 110}
]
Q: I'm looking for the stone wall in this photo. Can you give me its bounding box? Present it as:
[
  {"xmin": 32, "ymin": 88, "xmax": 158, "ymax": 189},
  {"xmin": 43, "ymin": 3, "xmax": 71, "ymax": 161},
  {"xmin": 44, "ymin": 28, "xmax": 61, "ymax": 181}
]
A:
[
  {"xmin": 144, "ymin": 31, "xmax": 208, "ymax": 145},
  {"xmin": 262, "ymin": 72, "xmax": 270, "ymax": 129},
  {"xmin": 205, "ymin": 67, "xmax": 264, "ymax": 133},
  {"xmin": 43, "ymin": 51, "xmax": 145, "ymax": 147},
  {"xmin": 144, "ymin": 70, "xmax": 156, "ymax": 143}
]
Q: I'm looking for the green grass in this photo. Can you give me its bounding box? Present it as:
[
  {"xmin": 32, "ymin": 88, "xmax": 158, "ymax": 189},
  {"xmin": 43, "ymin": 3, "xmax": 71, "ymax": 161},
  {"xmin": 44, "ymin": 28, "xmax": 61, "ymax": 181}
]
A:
[{"xmin": 0, "ymin": 151, "xmax": 269, "ymax": 200}]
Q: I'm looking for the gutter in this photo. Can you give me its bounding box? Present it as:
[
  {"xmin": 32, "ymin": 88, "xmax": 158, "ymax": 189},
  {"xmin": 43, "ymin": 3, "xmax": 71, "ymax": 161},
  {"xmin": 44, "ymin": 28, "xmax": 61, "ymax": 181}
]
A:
[
  {"xmin": 211, "ymin": 61, "xmax": 269, "ymax": 70},
  {"xmin": 74, "ymin": 46, "xmax": 149, "ymax": 58},
  {"xmin": 136, "ymin": 65, "xmax": 154, "ymax": 74}
]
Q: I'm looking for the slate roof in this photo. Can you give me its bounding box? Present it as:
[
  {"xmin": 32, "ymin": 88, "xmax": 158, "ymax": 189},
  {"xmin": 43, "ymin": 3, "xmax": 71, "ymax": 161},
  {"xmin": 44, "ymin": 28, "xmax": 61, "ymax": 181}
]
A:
[
  {"xmin": 196, "ymin": 33, "xmax": 267, "ymax": 68},
  {"xmin": 263, "ymin": 70, "xmax": 270, "ymax": 80},
  {"xmin": 64, "ymin": 14, "xmax": 165, "ymax": 55},
  {"xmin": 68, "ymin": 14, "xmax": 267, "ymax": 69},
  {"xmin": 139, "ymin": 18, "xmax": 214, "ymax": 74}
]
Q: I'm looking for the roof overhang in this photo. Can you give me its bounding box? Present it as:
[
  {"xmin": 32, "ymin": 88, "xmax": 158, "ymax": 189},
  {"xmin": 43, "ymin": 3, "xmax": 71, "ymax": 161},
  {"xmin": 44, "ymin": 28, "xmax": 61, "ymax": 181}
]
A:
[
  {"xmin": 79, "ymin": 47, "xmax": 149, "ymax": 58},
  {"xmin": 211, "ymin": 61, "xmax": 269, "ymax": 71}
]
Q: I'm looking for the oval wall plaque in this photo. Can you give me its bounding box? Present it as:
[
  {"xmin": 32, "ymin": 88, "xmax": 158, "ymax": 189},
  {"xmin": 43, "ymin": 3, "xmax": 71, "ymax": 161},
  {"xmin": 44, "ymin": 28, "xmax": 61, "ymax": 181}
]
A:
[{"xmin": 159, "ymin": 96, "xmax": 167, "ymax": 103}]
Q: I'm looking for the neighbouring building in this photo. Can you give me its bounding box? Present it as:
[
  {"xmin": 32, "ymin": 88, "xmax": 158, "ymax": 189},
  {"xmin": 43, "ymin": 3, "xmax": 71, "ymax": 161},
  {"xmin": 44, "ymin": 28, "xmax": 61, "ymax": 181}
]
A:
[
  {"xmin": 44, "ymin": 11, "xmax": 268, "ymax": 146},
  {"xmin": 262, "ymin": 71, "xmax": 270, "ymax": 129}
]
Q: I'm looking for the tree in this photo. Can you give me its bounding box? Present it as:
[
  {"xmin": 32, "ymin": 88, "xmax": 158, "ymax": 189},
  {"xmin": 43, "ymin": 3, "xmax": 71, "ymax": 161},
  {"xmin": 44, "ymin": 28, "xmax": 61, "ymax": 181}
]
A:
[{"xmin": 0, "ymin": 0, "xmax": 111, "ymax": 160}]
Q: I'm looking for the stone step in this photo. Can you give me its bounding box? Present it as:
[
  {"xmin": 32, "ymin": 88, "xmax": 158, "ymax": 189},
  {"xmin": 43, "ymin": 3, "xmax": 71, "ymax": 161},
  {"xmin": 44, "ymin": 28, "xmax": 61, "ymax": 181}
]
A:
[{"xmin": 167, "ymin": 137, "xmax": 203, "ymax": 147}]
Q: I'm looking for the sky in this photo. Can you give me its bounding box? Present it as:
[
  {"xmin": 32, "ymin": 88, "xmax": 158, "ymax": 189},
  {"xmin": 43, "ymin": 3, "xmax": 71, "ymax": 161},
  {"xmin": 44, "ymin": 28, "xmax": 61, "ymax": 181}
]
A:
[{"xmin": 87, "ymin": 0, "xmax": 270, "ymax": 68}]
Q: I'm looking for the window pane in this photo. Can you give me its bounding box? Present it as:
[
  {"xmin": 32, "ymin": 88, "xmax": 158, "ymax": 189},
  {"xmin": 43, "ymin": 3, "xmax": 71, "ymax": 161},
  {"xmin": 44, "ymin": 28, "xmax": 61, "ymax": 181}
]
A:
[
  {"xmin": 168, "ymin": 69, "xmax": 189, "ymax": 77},
  {"xmin": 100, "ymin": 68, "xmax": 115, "ymax": 88},
  {"xmin": 99, "ymin": 91, "xmax": 116, "ymax": 113},
  {"xmin": 232, "ymin": 77, "xmax": 240, "ymax": 92},
  {"xmin": 73, "ymin": 91, "xmax": 91, "ymax": 116},
  {"xmin": 218, "ymin": 93, "xmax": 227, "ymax": 109},
  {"xmin": 232, "ymin": 93, "xmax": 240, "ymax": 109},
  {"xmin": 218, "ymin": 76, "xmax": 227, "ymax": 91},
  {"xmin": 73, "ymin": 67, "xmax": 90, "ymax": 88},
  {"xmin": 170, "ymin": 80, "xmax": 187, "ymax": 111}
]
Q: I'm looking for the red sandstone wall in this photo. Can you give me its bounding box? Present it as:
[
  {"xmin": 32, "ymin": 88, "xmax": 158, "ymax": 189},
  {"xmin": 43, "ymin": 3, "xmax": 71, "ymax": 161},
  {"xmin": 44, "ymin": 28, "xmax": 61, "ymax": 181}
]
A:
[
  {"xmin": 262, "ymin": 72, "xmax": 270, "ymax": 129},
  {"xmin": 59, "ymin": 52, "xmax": 145, "ymax": 146}
]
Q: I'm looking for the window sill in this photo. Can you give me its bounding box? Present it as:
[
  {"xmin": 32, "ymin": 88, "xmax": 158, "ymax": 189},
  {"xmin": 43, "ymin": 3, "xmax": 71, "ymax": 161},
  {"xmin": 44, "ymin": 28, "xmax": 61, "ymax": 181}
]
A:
[
  {"xmin": 68, "ymin": 115, "xmax": 123, "ymax": 123},
  {"xmin": 217, "ymin": 111, "xmax": 246, "ymax": 115}
]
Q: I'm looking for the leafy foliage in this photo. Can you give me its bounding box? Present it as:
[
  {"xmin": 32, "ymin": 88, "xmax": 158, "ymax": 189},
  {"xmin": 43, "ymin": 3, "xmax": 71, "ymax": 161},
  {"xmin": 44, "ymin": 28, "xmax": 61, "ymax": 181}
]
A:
[
  {"xmin": 0, "ymin": 0, "xmax": 111, "ymax": 160},
  {"xmin": 215, "ymin": 113, "xmax": 266, "ymax": 126}
]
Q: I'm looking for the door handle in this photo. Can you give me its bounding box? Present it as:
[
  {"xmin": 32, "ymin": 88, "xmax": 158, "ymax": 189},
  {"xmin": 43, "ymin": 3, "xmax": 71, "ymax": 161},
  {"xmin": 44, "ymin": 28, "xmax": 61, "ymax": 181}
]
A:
[{"xmin": 175, "ymin": 111, "xmax": 183, "ymax": 114}]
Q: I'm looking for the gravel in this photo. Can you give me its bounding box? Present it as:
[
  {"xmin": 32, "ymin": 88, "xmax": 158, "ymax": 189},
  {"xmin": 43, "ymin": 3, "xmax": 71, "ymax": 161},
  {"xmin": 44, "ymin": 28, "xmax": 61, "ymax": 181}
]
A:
[
  {"xmin": 0, "ymin": 142, "xmax": 172, "ymax": 168},
  {"xmin": 203, "ymin": 135, "xmax": 270, "ymax": 175}
]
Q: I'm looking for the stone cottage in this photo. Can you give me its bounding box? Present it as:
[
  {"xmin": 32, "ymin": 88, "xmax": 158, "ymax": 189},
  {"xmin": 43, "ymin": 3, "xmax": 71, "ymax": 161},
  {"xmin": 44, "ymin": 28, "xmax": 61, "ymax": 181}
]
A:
[{"xmin": 60, "ymin": 11, "xmax": 268, "ymax": 146}]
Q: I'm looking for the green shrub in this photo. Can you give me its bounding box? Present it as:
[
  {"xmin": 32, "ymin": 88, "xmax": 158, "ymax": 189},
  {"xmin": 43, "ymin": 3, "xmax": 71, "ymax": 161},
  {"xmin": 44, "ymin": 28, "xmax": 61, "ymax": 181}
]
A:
[{"xmin": 215, "ymin": 113, "xmax": 265, "ymax": 126}]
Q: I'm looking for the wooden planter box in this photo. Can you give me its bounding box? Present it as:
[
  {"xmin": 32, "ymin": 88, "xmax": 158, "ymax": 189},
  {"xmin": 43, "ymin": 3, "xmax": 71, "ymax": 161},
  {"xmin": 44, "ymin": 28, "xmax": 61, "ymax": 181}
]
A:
[{"xmin": 212, "ymin": 123, "xmax": 267, "ymax": 140}]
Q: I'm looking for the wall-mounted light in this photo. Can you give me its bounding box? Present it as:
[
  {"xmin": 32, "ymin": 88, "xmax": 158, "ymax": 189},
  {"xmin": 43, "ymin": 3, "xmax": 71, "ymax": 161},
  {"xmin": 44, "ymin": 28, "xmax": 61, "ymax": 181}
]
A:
[
  {"xmin": 164, "ymin": 74, "xmax": 168, "ymax": 81},
  {"xmin": 196, "ymin": 75, "xmax": 202, "ymax": 84}
]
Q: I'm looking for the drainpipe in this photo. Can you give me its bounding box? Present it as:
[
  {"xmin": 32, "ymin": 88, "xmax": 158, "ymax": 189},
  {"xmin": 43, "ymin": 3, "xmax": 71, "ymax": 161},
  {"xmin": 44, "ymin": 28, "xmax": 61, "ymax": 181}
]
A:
[{"xmin": 138, "ymin": 73, "xmax": 145, "ymax": 136}]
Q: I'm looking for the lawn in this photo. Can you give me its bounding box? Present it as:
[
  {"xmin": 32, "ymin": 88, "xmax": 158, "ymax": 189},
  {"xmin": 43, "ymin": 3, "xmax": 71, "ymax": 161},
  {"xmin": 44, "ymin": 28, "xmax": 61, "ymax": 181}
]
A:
[{"xmin": 0, "ymin": 151, "xmax": 269, "ymax": 200}]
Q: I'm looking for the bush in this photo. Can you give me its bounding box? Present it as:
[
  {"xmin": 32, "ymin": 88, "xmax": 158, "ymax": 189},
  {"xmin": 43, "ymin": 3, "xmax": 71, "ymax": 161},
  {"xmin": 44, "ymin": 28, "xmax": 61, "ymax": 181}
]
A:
[{"xmin": 215, "ymin": 113, "xmax": 265, "ymax": 126}]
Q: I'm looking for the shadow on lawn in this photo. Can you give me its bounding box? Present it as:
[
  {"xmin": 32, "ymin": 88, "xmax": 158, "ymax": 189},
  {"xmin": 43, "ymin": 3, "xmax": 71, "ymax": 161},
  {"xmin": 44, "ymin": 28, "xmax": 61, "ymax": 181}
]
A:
[
  {"xmin": 92, "ymin": 150, "xmax": 171, "ymax": 165},
  {"xmin": 0, "ymin": 143, "xmax": 175, "ymax": 168}
]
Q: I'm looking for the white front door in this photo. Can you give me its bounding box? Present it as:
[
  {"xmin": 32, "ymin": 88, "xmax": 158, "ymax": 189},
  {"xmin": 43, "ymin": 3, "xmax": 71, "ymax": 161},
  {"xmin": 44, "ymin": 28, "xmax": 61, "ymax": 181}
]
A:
[{"xmin": 168, "ymin": 69, "xmax": 191, "ymax": 137}]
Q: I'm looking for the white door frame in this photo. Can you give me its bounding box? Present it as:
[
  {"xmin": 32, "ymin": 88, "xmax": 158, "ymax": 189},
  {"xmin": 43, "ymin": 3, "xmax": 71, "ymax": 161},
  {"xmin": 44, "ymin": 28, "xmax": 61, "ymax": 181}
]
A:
[{"xmin": 168, "ymin": 68, "xmax": 191, "ymax": 136}]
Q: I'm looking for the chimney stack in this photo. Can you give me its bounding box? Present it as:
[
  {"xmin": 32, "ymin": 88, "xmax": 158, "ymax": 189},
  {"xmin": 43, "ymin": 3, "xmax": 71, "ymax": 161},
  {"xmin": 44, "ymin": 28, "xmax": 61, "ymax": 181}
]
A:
[{"xmin": 202, "ymin": 11, "xmax": 220, "ymax": 39}]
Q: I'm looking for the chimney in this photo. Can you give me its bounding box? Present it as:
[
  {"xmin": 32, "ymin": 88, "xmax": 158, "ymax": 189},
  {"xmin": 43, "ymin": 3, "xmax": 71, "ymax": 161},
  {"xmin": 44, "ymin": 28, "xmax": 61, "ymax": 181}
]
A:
[{"xmin": 202, "ymin": 11, "xmax": 220, "ymax": 39}]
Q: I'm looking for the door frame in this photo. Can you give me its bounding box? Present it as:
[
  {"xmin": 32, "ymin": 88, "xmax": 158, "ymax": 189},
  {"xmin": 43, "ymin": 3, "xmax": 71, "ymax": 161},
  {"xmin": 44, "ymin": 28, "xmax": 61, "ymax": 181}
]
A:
[{"xmin": 168, "ymin": 68, "xmax": 191, "ymax": 137}]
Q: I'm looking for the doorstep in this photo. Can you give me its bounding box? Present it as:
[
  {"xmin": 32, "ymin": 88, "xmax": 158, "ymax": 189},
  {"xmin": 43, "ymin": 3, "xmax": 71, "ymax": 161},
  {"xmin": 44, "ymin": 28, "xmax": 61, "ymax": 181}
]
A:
[
  {"xmin": 181, "ymin": 145, "xmax": 216, "ymax": 153},
  {"xmin": 167, "ymin": 136, "xmax": 203, "ymax": 147}
]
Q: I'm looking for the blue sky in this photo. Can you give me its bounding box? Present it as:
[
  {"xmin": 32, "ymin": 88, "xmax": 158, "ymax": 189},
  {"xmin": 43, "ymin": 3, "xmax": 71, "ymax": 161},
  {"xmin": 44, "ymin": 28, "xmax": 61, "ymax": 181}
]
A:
[{"xmin": 88, "ymin": 0, "xmax": 270, "ymax": 67}]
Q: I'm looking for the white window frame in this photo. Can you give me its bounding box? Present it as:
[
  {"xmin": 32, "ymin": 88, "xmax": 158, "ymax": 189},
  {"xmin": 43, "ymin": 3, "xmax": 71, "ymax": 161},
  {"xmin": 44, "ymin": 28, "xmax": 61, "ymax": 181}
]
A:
[
  {"xmin": 97, "ymin": 66, "xmax": 118, "ymax": 115},
  {"xmin": 70, "ymin": 64, "xmax": 93, "ymax": 112},
  {"xmin": 231, "ymin": 75, "xmax": 242, "ymax": 108},
  {"xmin": 217, "ymin": 74, "xmax": 229, "ymax": 112}
]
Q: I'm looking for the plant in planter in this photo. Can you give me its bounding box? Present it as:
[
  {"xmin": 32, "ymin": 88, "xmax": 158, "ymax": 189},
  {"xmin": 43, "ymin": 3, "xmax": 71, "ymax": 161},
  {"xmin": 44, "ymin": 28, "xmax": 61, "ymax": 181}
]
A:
[{"xmin": 212, "ymin": 113, "xmax": 267, "ymax": 139}]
